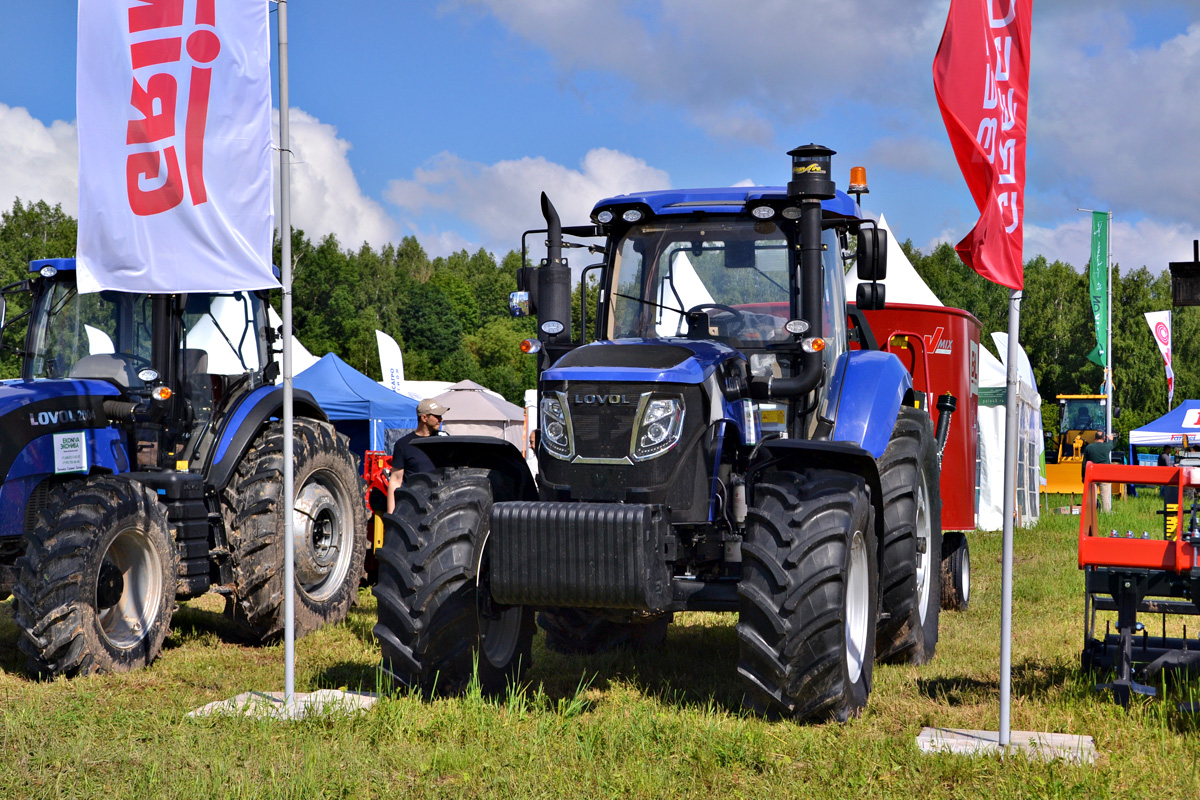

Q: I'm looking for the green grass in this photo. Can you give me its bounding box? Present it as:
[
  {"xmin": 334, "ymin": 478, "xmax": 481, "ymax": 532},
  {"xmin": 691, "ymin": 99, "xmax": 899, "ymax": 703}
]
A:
[{"xmin": 3, "ymin": 500, "xmax": 1200, "ymax": 799}]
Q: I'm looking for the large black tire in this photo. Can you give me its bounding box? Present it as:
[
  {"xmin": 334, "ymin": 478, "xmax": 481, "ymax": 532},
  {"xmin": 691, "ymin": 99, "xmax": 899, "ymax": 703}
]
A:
[
  {"xmin": 221, "ymin": 419, "xmax": 366, "ymax": 642},
  {"xmin": 875, "ymin": 406, "xmax": 942, "ymax": 664},
  {"xmin": 737, "ymin": 470, "xmax": 879, "ymax": 721},
  {"xmin": 940, "ymin": 530, "xmax": 970, "ymax": 611},
  {"xmin": 13, "ymin": 476, "xmax": 177, "ymax": 677},
  {"xmin": 373, "ymin": 468, "xmax": 534, "ymax": 696},
  {"xmin": 538, "ymin": 609, "xmax": 672, "ymax": 655}
]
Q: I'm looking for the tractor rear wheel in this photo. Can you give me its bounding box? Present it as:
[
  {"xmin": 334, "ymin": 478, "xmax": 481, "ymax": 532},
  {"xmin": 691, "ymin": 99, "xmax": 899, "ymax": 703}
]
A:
[
  {"xmin": 374, "ymin": 468, "xmax": 534, "ymax": 696},
  {"xmin": 875, "ymin": 406, "xmax": 942, "ymax": 664},
  {"xmin": 940, "ymin": 530, "xmax": 970, "ymax": 611},
  {"xmin": 13, "ymin": 476, "xmax": 177, "ymax": 677},
  {"xmin": 538, "ymin": 609, "xmax": 672, "ymax": 655},
  {"xmin": 737, "ymin": 470, "xmax": 878, "ymax": 721},
  {"xmin": 221, "ymin": 419, "xmax": 366, "ymax": 642}
]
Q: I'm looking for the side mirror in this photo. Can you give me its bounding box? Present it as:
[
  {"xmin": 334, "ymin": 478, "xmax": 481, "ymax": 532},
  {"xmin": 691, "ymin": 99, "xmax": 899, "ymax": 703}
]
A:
[
  {"xmin": 857, "ymin": 227, "xmax": 888, "ymax": 281},
  {"xmin": 515, "ymin": 266, "xmax": 539, "ymax": 314},
  {"xmin": 0, "ymin": 294, "xmax": 6, "ymax": 331},
  {"xmin": 509, "ymin": 291, "xmax": 531, "ymax": 318},
  {"xmin": 856, "ymin": 281, "xmax": 886, "ymax": 311}
]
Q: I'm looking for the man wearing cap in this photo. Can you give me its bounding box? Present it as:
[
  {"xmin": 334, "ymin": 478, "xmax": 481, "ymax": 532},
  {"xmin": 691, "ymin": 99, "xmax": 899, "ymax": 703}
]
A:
[{"xmin": 387, "ymin": 398, "xmax": 449, "ymax": 513}]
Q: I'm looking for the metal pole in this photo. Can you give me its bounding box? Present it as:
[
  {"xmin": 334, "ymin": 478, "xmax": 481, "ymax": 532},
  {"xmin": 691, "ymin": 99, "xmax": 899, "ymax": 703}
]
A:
[
  {"xmin": 277, "ymin": 0, "xmax": 295, "ymax": 704},
  {"xmin": 1105, "ymin": 212, "xmax": 1113, "ymax": 438},
  {"xmin": 999, "ymin": 289, "xmax": 1022, "ymax": 746}
]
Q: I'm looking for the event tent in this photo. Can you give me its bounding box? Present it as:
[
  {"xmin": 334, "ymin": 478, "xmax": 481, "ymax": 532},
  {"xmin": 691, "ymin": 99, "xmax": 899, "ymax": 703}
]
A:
[
  {"xmin": 1129, "ymin": 400, "xmax": 1200, "ymax": 446},
  {"xmin": 432, "ymin": 380, "xmax": 527, "ymax": 451},
  {"xmin": 976, "ymin": 334, "xmax": 1043, "ymax": 531},
  {"xmin": 294, "ymin": 353, "xmax": 418, "ymax": 453}
]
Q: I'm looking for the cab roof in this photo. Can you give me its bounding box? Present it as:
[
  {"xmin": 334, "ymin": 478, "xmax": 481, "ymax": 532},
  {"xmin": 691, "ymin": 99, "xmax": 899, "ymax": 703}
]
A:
[{"xmin": 591, "ymin": 186, "xmax": 861, "ymax": 220}]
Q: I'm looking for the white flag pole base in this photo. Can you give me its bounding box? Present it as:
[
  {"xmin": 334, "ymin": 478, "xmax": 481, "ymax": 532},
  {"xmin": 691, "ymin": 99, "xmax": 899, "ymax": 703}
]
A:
[
  {"xmin": 916, "ymin": 728, "xmax": 1096, "ymax": 764},
  {"xmin": 188, "ymin": 690, "xmax": 378, "ymax": 721}
]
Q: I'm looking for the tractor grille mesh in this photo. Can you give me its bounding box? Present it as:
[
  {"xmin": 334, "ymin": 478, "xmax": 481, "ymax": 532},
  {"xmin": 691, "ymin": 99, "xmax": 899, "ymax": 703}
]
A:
[{"xmin": 24, "ymin": 481, "xmax": 52, "ymax": 533}]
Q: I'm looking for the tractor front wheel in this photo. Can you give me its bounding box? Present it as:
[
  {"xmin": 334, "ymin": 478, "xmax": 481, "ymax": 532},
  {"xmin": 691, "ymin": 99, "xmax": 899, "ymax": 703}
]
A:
[
  {"xmin": 13, "ymin": 477, "xmax": 177, "ymax": 677},
  {"xmin": 737, "ymin": 470, "xmax": 878, "ymax": 721},
  {"xmin": 373, "ymin": 468, "xmax": 534, "ymax": 696}
]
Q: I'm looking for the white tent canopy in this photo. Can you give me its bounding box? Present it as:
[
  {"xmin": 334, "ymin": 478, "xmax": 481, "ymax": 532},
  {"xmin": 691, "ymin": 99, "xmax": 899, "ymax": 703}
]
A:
[{"xmin": 976, "ymin": 335, "xmax": 1043, "ymax": 531}]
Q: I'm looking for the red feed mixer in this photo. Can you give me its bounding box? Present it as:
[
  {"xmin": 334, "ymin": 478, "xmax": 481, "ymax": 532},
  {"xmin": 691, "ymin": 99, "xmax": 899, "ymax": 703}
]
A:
[{"xmin": 854, "ymin": 302, "xmax": 982, "ymax": 611}]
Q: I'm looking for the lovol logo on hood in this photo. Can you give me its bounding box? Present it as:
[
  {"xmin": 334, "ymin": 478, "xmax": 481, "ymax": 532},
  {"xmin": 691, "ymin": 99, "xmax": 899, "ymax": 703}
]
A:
[
  {"xmin": 29, "ymin": 408, "xmax": 97, "ymax": 427},
  {"xmin": 574, "ymin": 393, "xmax": 632, "ymax": 405}
]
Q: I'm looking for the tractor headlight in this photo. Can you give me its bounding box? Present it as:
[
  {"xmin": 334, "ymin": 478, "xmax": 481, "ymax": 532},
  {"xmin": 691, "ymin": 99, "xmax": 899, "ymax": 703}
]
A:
[
  {"xmin": 540, "ymin": 394, "xmax": 573, "ymax": 460},
  {"xmin": 633, "ymin": 395, "xmax": 684, "ymax": 461}
]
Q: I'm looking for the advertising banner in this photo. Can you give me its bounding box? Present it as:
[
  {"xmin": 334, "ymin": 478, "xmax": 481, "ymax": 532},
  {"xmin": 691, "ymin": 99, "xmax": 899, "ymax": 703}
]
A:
[
  {"xmin": 1086, "ymin": 212, "xmax": 1109, "ymax": 366},
  {"xmin": 1145, "ymin": 310, "xmax": 1175, "ymax": 406},
  {"xmin": 76, "ymin": 0, "xmax": 277, "ymax": 294},
  {"xmin": 933, "ymin": 0, "xmax": 1032, "ymax": 290}
]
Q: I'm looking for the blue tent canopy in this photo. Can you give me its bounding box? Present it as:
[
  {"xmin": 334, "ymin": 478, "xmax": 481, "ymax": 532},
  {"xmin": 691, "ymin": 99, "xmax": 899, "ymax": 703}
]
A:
[
  {"xmin": 1129, "ymin": 400, "xmax": 1200, "ymax": 446},
  {"xmin": 294, "ymin": 353, "xmax": 418, "ymax": 453}
]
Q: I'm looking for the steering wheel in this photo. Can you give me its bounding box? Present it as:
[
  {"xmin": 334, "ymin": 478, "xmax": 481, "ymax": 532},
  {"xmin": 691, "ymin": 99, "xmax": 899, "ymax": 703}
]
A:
[
  {"xmin": 117, "ymin": 352, "xmax": 152, "ymax": 368},
  {"xmin": 686, "ymin": 303, "xmax": 747, "ymax": 336}
]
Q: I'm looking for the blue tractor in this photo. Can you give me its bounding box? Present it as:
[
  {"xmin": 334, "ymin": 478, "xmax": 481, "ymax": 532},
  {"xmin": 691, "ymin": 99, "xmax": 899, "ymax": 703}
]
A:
[
  {"xmin": 373, "ymin": 145, "xmax": 942, "ymax": 720},
  {"xmin": 0, "ymin": 260, "xmax": 366, "ymax": 676}
]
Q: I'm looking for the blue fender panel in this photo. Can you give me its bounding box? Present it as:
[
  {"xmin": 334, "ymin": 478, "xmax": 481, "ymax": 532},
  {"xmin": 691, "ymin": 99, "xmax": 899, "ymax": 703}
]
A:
[
  {"xmin": 206, "ymin": 386, "xmax": 328, "ymax": 491},
  {"xmin": 826, "ymin": 351, "xmax": 912, "ymax": 459}
]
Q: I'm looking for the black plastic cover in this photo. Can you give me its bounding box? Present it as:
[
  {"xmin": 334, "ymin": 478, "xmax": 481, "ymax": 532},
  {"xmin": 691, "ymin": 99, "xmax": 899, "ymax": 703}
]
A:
[{"xmin": 489, "ymin": 501, "xmax": 672, "ymax": 611}]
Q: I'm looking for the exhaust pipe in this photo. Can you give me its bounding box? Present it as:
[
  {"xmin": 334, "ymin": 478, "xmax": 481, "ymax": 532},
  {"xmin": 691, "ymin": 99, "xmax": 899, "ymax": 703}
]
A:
[{"xmin": 538, "ymin": 192, "xmax": 571, "ymax": 348}]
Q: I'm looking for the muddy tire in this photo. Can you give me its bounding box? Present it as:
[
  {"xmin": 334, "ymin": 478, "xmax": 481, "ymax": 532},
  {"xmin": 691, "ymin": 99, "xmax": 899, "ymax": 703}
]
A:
[
  {"xmin": 373, "ymin": 468, "xmax": 534, "ymax": 696},
  {"xmin": 221, "ymin": 419, "xmax": 366, "ymax": 642},
  {"xmin": 737, "ymin": 470, "xmax": 878, "ymax": 721},
  {"xmin": 940, "ymin": 530, "xmax": 970, "ymax": 611},
  {"xmin": 538, "ymin": 609, "xmax": 671, "ymax": 655},
  {"xmin": 875, "ymin": 406, "xmax": 942, "ymax": 664},
  {"xmin": 13, "ymin": 476, "xmax": 177, "ymax": 677}
]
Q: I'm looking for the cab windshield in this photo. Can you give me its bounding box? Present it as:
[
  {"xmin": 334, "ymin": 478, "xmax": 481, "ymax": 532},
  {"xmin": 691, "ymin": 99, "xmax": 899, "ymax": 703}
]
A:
[
  {"xmin": 1060, "ymin": 398, "xmax": 1105, "ymax": 433},
  {"xmin": 609, "ymin": 219, "xmax": 791, "ymax": 343}
]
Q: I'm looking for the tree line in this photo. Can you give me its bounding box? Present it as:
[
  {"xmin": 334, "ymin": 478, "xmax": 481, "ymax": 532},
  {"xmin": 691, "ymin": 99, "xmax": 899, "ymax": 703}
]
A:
[{"xmin": 0, "ymin": 198, "xmax": 1193, "ymax": 436}]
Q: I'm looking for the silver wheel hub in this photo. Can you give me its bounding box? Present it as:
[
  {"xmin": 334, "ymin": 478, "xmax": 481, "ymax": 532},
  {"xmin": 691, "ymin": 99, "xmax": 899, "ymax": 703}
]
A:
[
  {"xmin": 96, "ymin": 526, "xmax": 162, "ymax": 650},
  {"xmin": 915, "ymin": 480, "xmax": 932, "ymax": 625},
  {"xmin": 845, "ymin": 528, "xmax": 869, "ymax": 685},
  {"xmin": 293, "ymin": 471, "xmax": 354, "ymax": 601}
]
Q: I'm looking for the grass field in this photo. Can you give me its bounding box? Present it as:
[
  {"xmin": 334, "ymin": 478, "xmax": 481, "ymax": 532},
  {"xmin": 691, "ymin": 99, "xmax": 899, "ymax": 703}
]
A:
[{"xmin": 3, "ymin": 494, "xmax": 1200, "ymax": 799}]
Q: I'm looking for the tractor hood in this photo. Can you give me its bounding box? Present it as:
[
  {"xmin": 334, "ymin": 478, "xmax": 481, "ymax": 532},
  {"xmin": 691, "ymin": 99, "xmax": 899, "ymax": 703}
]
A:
[
  {"xmin": 542, "ymin": 339, "xmax": 743, "ymax": 385},
  {"xmin": 0, "ymin": 378, "xmax": 120, "ymax": 422}
]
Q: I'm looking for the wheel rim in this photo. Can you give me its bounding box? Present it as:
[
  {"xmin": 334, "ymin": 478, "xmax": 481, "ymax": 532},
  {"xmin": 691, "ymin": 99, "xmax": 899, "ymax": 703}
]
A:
[
  {"xmin": 480, "ymin": 606, "xmax": 525, "ymax": 669},
  {"xmin": 960, "ymin": 540, "xmax": 971, "ymax": 605},
  {"xmin": 95, "ymin": 526, "xmax": 163, "ymax": 650},
  {"xmin": 845, "ymin": 528, "xmax": 869, "ymax": 685},
  {"xmin": 293, "ymin": 468, "xmax": 355, "ymax": 602},
  {"xmin": 914, "ymin": 479, "xmax": 932, "ymax": 625}
]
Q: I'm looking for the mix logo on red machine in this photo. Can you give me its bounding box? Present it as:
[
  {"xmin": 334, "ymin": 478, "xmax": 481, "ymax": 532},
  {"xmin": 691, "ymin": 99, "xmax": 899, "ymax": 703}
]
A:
[{"xmin": 923, "ymin": 326, "xmax": 953, "ymax": 355}]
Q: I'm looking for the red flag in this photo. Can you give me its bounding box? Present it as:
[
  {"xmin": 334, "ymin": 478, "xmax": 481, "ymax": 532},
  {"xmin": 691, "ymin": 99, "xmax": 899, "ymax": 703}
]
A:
[{"xmin": 933, "ymin": 0, "xmax": 1032, "ymax": 290}]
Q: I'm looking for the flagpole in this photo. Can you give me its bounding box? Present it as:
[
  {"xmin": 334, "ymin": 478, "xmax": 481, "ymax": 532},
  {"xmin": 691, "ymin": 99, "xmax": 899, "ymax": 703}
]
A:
[
  {"xmin": 276, "ymin": 0, "xmax": 296, "ymax": 704},
  {"xmin": 999, "ymin": 290, "xmax": 1021, "ymax": 746},
  {"xmin": 1105, "ymin": 212, "xmax": 1113, "ymax": 438}
]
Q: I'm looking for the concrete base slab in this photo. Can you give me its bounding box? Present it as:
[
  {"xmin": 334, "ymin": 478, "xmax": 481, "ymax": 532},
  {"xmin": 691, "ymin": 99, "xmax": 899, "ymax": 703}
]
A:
[
  {"xmin": 188, "ymin": 689, "xmax": 378, "ymax": 721},
  {"xmin": 917, "ymin": 727, "xmax": 1096, "ymax": 764}
]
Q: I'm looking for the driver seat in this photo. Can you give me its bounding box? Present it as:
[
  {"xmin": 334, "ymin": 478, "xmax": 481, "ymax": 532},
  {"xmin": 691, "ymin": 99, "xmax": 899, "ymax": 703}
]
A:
[{"xmin": 69, "ymin": 354, "xmax": 140, "ymax": 388}]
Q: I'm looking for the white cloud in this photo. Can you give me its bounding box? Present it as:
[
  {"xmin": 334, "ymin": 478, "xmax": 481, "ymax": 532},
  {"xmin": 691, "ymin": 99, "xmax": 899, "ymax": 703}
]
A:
[
  {"xmin": 0, "ymin": 104, "xmax": 78, "ymax": 214},
  {"xmin": 273, "ymin": 109, "xmax": 397, "ymax": 248},
  {"xmin": 386, "ymin": 147, "xmax": 670, "ymax": 257}
]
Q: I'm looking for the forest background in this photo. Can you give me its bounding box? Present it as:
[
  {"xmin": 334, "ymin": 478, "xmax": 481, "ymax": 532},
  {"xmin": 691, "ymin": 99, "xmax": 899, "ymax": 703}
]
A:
[{"xmin": 0, "ymin": 198, "xmax": 1190, "ymax": 438}]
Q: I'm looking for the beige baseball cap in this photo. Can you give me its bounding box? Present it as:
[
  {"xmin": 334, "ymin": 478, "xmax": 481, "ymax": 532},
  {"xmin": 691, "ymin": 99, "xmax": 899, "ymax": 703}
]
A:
[{"xmin": 417, "ymin": 398, "xmax": 449, "ymax": 416}]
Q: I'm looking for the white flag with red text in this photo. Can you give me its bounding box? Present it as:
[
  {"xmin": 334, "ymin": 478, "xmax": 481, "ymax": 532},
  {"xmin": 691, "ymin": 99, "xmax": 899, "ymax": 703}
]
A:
[
  {"xmin": 76, "ymin": 0, "xmax": 276, "ymax": 294},
  {"xmin": 1146, "ymin": 310, "xmax": 1175, "ymax": 406}
]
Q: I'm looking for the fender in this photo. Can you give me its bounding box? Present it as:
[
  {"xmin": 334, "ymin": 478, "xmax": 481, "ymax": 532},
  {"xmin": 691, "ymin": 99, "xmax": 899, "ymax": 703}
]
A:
[
  {"xmin": 825, "ymin": 350, "xmax": 912, "ymax": 459},
  {"xmin": 205, "ymin": 385, "xmax": 328, "ymax": 491},
  {"xmin": 753, "ymin": 438, "xmax": 886, "ymax": 550},
  {"xmin": 408, "ymin": 435, "xmax": 538, "ymax": 502}
]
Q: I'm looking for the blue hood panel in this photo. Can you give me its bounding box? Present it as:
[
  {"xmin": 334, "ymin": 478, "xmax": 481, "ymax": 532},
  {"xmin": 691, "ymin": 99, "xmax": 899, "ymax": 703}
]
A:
[
  {"xmin": 543, "ymin": 339, "xmax": 743, "ymax": 385},
  {"xmin": 0, "ymin": 378, "xmax": 120, "ymax": 419}
]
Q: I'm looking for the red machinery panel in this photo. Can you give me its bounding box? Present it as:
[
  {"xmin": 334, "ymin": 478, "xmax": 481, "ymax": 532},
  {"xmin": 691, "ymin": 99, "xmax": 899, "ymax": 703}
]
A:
[{"xmin": 855, "ymin": 303, "xmax": 981, "ymax": 531}]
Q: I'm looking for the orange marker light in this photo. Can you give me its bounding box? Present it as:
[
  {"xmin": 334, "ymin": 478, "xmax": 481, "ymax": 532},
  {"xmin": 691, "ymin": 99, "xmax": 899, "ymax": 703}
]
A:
[
  {"xmin": 801, "ymin": 337, "xmax": 827, "ymax": 354},
  {"xmin": 520, "ymin": 339, "xmax": 542, "ymax": 354},
  {"xmin": 152, "ymin": 386, "xmax": 173, "ymax": 401},
  {"xmin": 848, "ymin": 166, "xmax": 868, "ymax": 194}
]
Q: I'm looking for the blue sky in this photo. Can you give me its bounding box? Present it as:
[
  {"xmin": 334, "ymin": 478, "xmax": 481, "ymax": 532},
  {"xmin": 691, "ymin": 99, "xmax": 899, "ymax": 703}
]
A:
[{"xmin": 3, "ymin": 1, "xmax": 1200, "ymax": 273}]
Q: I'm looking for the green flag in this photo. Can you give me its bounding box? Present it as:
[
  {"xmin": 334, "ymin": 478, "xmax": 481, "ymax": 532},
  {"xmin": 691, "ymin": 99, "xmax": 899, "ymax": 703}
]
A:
[{"xmin": 1087, "ymin": 211, "xmax": 1109, "ymax": 367}]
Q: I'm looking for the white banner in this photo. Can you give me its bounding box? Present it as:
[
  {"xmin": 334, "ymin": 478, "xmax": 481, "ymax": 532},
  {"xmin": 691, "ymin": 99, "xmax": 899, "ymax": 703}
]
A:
[
  {"xmin": 76, "ymin": 0, "xmax": 277, "ymax": 294},
  {"xmin": 376, "ymin": 330, "xmax": 405, "ymax": 390},
  {"xmin": 1145, "ymin": 310, "xmax": 1174, "ymax": 405}
]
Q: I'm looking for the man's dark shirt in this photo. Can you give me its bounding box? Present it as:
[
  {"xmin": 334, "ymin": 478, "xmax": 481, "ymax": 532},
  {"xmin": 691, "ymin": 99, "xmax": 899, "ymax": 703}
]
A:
[
  {"xmin": 1081, "ymin": 439, "xmax": 1117, "ymax": 479},
  {"xmin": 392, "ymin": 431, "xmax": 436, "ymax": 481},
  {"xmin": 1158, "ymin": 452, "xmax": 1175, "ymax": 467}
]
